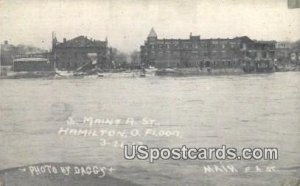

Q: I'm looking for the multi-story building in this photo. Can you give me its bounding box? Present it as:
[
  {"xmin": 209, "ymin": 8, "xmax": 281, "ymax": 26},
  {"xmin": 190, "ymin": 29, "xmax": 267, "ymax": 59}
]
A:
[
  {"xmin": 52, "ymin": 35, "xmax": 110, "ymax": 70},
  {"xmin": 140, "ymin": 28, "xmax": 275, "ymax": 70}
]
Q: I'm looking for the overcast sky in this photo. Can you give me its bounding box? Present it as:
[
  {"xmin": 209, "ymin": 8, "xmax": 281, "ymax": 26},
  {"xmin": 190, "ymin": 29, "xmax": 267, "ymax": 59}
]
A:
[{"xmin": 0, "ymin": 0, "xmax": 299, "ymax": 53}]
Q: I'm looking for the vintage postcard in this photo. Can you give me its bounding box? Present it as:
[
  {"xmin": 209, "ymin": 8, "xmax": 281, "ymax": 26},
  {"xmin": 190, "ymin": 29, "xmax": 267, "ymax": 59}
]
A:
[{"xmin": 0, "ymin": 0, "xmax": 299, "ymax": 185}]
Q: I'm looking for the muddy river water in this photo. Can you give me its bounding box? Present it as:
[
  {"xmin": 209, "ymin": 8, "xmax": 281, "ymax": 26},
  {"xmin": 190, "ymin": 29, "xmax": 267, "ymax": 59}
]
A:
[{"xmin": 0, "ymin": 72, "xmax": 299, "ymax": 185}]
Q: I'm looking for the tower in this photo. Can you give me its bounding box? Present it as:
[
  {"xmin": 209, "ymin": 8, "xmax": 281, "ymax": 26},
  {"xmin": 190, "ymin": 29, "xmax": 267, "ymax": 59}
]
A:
[
  {"xmin": 145, "ymin": 28, "xmax": 158, "ymax": 67},
  {"xmin": 147, "ymin": 28, "xmax": 157, "ymax": 41}
]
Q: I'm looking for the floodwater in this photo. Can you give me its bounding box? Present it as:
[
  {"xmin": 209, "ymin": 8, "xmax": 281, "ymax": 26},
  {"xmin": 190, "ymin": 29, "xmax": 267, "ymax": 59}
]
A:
[{"xmin": 0, "ymin": 72, "xmax": 299, "ymax": 186}]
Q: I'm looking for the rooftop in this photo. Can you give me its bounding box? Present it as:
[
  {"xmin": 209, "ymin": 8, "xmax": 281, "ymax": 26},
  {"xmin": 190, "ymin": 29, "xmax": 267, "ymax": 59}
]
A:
[
  {"xmin": 55, "ymin": 36, "xmax": 107, "ymax": 48},
  {"xmin": 148, "ymin": 28, "xmax": 157, "ymax": 38}
]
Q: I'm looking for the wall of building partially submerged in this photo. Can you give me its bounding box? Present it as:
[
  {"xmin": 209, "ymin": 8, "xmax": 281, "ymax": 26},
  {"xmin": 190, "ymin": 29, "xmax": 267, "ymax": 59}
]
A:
[
  {"xmin": 53, "ymin": 47, "xmax": 107, "ymax": 70},
  {"xmin": 13, "ymin": 60, "xmax": 52, "ymax": 72}
]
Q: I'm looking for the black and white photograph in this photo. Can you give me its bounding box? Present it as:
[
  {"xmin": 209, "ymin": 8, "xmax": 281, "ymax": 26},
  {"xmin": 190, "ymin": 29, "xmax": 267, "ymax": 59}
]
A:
[{"xmin": 0, "ymin": 0, "xmax": 300, "ymax": 185}]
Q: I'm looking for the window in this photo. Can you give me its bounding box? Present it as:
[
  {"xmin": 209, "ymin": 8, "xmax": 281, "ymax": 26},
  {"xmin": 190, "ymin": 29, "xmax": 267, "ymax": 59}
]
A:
[{"xmin": 262, "ymin": 52, "xmax": 267, "ymax": 58}]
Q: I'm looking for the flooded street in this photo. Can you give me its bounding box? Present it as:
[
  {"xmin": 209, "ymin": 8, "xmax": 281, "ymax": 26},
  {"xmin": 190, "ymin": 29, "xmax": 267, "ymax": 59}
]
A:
[{"xmin": 0, "ymin": 72, "xmax": 300, "ymax": 186}]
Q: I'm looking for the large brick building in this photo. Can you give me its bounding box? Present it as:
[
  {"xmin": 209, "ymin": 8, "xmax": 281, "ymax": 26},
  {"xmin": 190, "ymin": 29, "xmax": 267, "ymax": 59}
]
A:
[
  {"xmin": 140, "ymin": 28, "xmax": 275, "ymax": 69},
  {"xmin": 52, "ymin": 35, "xmax": 110, "ymax": 70}
]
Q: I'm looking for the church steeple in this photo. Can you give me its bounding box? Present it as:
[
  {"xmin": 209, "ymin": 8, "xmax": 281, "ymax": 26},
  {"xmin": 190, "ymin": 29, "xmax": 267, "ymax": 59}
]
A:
[{"xmin": 148, "ymin": 28, "xmax": 157, "ymax": 38}]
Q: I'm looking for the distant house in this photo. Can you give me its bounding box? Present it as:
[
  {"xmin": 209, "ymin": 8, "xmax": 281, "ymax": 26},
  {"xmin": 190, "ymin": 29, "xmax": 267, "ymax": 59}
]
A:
[
  {"xmin": 52, "ymin": 36, "xmax": 110, "ymax": 71},
  {"xmin": 1, "ymin": 41, "xmax": 16, "ymax": 66}
]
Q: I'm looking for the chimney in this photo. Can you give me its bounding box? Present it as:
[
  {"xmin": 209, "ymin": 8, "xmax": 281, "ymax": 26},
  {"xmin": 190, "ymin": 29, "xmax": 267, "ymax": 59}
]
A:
[
  {"xmin": 4, "ymin": 40, "xmax": 8, "ymax": 45},
  {"xmin": 63, "ymin": 38, "xmax": 66, "ymax": 43}
]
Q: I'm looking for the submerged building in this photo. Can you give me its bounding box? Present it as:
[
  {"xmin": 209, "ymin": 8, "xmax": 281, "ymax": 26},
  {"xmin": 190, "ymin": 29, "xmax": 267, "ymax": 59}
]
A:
[
  {"xmin": 13, "ymin": 57, "xmax": 52, "ymax": 72},
  {"xmin": 140, "ymin": 28, "xmax": 276, "ymax": 70},
  {"xmin": 52, "ymin": 35, "xmax": 110, "ymax": 71}
]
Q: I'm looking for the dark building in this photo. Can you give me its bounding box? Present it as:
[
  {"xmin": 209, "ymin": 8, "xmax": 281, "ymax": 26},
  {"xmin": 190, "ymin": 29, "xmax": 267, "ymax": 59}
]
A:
[
  {"xmin": 52, "ymin": 35, "xmax": 109, "ymax": 71},
  {"xmin": 1, "ymin": 41, "xmax": 16, "ymax": 66},
  {"xmin": 140, "ymin": 28, "xmax": 275, "ymax": 69}
]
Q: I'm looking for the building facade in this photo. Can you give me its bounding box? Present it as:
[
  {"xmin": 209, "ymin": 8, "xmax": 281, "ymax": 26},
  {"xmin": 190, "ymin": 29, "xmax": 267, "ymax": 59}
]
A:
[
  {"xmin": 140, "ymin": 28, "xmax": 275, "ymax": 69},
  {"xmin": 275, "ymin": 42, "xmax": 293, "ymax": 64},
  {"xmin": 290, "ymin": 49, "xmax": 300, "ymax": 64},
  {"xmin": 52, "ymin": 35, "xmax": 109, "ymax": 71}
]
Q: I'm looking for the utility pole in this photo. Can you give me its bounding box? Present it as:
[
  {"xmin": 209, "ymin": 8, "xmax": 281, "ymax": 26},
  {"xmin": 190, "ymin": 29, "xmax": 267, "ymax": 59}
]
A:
[{"xmin": 0, "ymin": 41, "xmax": 2, "ymax": 76}]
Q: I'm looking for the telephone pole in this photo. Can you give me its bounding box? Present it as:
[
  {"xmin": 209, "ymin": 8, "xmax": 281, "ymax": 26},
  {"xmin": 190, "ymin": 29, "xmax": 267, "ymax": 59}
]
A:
[{"xmin": 0, "ymin": 42, "xmax": 2, "ymax": 76}]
